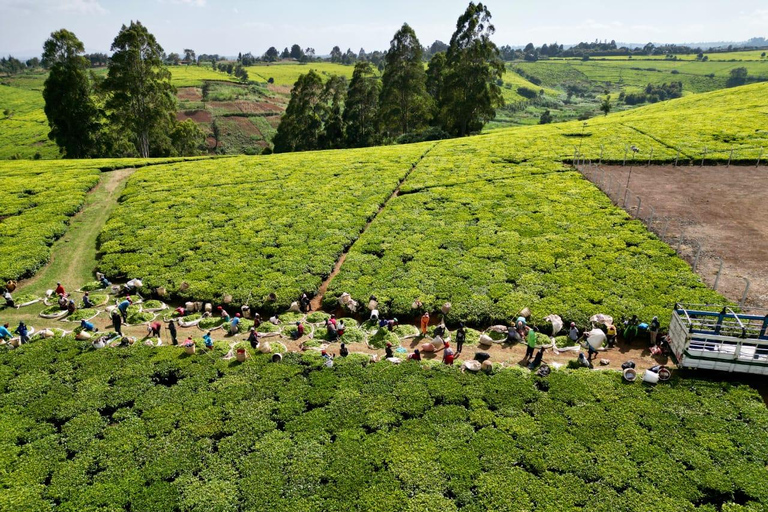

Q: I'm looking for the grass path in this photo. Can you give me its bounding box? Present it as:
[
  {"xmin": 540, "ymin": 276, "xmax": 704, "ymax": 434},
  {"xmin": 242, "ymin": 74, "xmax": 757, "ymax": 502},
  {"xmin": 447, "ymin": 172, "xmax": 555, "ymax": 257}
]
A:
[{"xmin": 21, "ymin": 168, "xmax": 135, "ymax": 296}]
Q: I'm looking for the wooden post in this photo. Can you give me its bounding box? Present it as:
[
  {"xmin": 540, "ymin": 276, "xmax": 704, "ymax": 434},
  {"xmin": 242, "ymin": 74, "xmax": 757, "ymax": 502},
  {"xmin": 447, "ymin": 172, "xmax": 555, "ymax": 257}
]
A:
[
  {"xmin": 713, "ymin": 257, "xmax": 724, "ymax": 290},
  {"xmin": 599, "ymin": 144, "xmax": 604, "ymax": 164},
  {"xmin": 701, "ymin": 147, "xmax": 707, "ymax": 167},
  {"xmin": 728, "ymin": 147, "xmax": 733, "ymax": 167},
  {"xmin": 740, "ymin": 278, "xmax": 751, "ymax": 308},
  {"xmin": 623, "ymin": 147, "xmax": 628, "ymax": 166},
  {"xmin": 758, "ymin": 147, "xmax": 763, "ymax": 167},
  {"xmin": 674, "ymin": 148, "xmax": 680, "ymax": 167},
  {"xmin": 647, "ymin": 147, "xmax": 653, "ymax": 166}
]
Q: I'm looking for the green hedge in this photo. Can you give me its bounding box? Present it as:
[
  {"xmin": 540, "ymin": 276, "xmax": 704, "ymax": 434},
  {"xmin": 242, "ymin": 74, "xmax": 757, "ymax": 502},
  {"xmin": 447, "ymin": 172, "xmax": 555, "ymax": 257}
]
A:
[{"xmin": 0, "ymin": 337, "xmax": 766, "ymax": 511}]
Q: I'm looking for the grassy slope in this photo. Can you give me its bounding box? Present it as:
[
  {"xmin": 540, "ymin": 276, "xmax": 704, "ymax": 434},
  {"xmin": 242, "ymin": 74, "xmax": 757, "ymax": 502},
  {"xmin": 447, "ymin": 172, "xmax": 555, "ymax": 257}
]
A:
[{"xmin": 244, "ymin": 62, "xmax": 358, "ymax": 86}]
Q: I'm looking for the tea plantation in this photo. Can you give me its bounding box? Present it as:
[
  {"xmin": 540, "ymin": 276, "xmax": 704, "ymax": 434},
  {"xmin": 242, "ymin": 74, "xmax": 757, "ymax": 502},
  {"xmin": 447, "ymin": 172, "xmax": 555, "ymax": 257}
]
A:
[
  {"xmin": 1, "ymin": 338, "xmax": 767, "ymax": 511},
  {"xmin": 90, "ymin": 83, "xmax": 767, "ymax": 325},
  {"xmin": 96, "ymin": 144, "xmax": 431, "ymax": 311}
]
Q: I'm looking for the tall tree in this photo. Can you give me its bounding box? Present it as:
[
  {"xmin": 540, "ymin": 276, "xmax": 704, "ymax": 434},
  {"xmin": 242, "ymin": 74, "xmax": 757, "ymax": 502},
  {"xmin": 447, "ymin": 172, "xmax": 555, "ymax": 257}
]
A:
[
  {"xmin": 319, "ymin": 75, "xmax": 347, "ymax": 149},
  {"xmin": 379, "ymin": 23, "xmax": 432, "ymax": 137},
  {"xmin": 263, "ymin": 46, "xmax": 279, "ymax": 62},
  {"xmin": 42, "ymin": 29, "xmax": 101, "ymax": 158},
  {"xmin": 439, "ymin": 2, "xmax": 504, "ymax": 136},
  {"xmin": 329, "ymin": 46, "xmax": 343, "ymax": 63},
  {"xmin": 290, "ymin": 44, "xmax": 304, "ymax": 60},
  {"xmin": 272, "ymin": 70, "xmax": 326, "ymax": 153},
  {"xmin": 103, "ymin": 21, "xmax": 177, "ymax": 158},
  {"xmin": 344, "ymin": 61, "xmax": 381, "ymax": 148},
  {"xmin": 183, "ymin": 48, "xmax": 195, "ymax": 64},
  {"xmin": 281, "ymin": 47, "xmax": 290, "ymax": 59},
  {"xmin": 425, "ymin": 52, "xmax": 447, "ymax": 119}
]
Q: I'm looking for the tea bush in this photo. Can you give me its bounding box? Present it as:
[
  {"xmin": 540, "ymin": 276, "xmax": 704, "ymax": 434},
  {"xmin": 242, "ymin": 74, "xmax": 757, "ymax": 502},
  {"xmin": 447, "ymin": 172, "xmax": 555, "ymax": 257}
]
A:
[{"xmin": 0, "ymin": 338, "xmax": 766, "ymax": 511}]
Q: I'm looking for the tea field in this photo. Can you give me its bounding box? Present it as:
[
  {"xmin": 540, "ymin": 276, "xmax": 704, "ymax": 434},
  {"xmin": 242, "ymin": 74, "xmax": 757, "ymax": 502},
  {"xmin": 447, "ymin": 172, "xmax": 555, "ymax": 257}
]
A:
[
  {"xmin": 244, "ymin": 62, "xmax": 359, "ymax": 87},
  {"xmin": 325, "ymin": 153, "xmax": 721, "ymax": 325},
  {"xmin": 1, "ymin": 338, "xmax": 767, "ymax": 511},
  {"xmin": 0, "ymin": 85, "xmax": 59, "ymax": 160},
  {"xmin": 0, "ymin": 157, "xmax": 211, "ymax": 284},
  {"xmin": 96, "ymin": 144, "xmax": 431, "ymax": 311}
]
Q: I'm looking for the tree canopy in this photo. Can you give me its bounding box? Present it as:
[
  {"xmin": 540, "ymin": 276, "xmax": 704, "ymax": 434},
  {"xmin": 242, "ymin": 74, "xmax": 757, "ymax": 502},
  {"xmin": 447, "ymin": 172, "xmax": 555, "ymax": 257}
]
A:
[
  {"xmin": 438, "ymin": 2, "xmax": 505, "ymax": 136},
  {"xmin": 103, "ymin": 21, "xmax": 177, "ymax": 158},
  {"xmin": 379, "ymin": 23, "xmax": 432, "ymax": 137},
  {"xmin": 42, "ymin": 29, "xmax": 101, "ymax": 158}
]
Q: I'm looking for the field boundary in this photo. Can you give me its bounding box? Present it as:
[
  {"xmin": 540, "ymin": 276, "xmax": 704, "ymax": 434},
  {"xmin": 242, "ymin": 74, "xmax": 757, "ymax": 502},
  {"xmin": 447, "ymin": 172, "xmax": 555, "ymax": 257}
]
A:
[{"xmin": 309, "ymin": 143, "xmax": 439, "ymax": 310}]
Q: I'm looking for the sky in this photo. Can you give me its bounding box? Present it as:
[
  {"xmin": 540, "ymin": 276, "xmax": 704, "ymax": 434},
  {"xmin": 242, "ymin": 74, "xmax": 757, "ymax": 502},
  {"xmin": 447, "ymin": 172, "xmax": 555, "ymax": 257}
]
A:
[{"xmin": 1, "ymin": 0, "xmax": 767, "ymax": 58}]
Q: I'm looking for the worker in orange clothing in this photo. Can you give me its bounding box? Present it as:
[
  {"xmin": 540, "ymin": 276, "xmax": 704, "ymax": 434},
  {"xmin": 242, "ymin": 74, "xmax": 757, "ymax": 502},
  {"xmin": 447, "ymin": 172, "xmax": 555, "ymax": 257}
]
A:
[{"xmin": 420, "ymin": 312, "xmax": 430, "ymax": 336}]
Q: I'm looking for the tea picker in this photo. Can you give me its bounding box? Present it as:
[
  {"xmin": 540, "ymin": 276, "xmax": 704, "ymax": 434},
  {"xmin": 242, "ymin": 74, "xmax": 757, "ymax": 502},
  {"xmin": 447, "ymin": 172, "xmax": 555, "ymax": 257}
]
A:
[{"xmin": 0, "ymin": 323, "xmax": 11, "ymax": 341}]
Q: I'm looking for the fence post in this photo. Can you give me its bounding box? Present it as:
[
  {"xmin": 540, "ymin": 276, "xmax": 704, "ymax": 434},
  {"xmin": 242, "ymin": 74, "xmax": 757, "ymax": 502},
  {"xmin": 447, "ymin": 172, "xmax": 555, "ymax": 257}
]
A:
[
  {"xmin": 692, "ymin": 240, "xmax": 702, "ymax": 271},
  {"xmin": 647, "ymin": 206, "xmax": 655, "ymax": 227},
  {"xmin": 599, "ymin": 145, "xmax": 603, "ymax": 165},
  {"xmin": 635, "ymin": 195, "xmax": 642, "ymax": 216},
  {"xmin": 623, "ymin": 147, "xmax": 628, "ymax": 166},
  {"xmin": 739, "ymin": 278, "xmax": 751, "ymax": 308},
  {"xmin": 701, "ymin": 147, "xmax": 707, "ymax": 167},
  {"xmin": 676, "ymin": 228, "xmax": 686, "ymax": 252},
  {"xmin": 623, "ymin": 187, "xmax": 631, "ymax": 207},
  {"xmin": 727, "ymin": 147, "xmax": 734, "ymax": 168},
  {"xmin": 661, "ymin": 218, "xmax": 670, "ymax": 240},
  {"xmin": 573, "ymin": 147, "xmax": 578, "ymax": 166},
  {"xmin": 713, "ymin": 257, "xmax": 724, "ymax": 290},
  {"xmin": 647, "ymin": 147, "xmax": 653, "ymax": 166},
  {"xmin": 758, "ymin": 147, "xmax": 763, "ymax": 167},
  {"xmin": 675, "ymin": 148, "xmax": 680, "ymax": 167}
]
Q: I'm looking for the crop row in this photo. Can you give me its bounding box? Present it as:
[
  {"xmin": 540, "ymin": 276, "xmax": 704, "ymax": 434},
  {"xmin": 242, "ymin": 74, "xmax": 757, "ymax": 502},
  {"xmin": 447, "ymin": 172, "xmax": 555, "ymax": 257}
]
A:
[
  {"xmin": 326, "ymin": 145, "xmax": 722, "ymax": 326},
  {"xmin": 97, "ymin": 144, "xmax": 431, "ymax": 311},
  {"xmin": 1, "ymin": 338, "xmax": 766, "ymax": 511}
]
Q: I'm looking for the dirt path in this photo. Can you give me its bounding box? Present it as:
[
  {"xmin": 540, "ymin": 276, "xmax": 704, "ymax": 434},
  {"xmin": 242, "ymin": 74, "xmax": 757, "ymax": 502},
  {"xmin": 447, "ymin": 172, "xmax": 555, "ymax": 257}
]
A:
[
  {"xmin": 309, "ymin": 144, "xmax": 438, "ymax": 311},
  {"xmin": 584, "ymin": 164, "xmax": 768, "ymax": 307},
  {"xmin": 14, "ymin": 168, "xmax": 135, "ymax": 298}
]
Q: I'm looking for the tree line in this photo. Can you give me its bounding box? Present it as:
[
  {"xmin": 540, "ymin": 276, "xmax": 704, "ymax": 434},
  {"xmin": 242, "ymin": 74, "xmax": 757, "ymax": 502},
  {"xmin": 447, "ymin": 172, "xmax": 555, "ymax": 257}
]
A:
[
  {"xmin": 41, "ymin": 23, "xmax": 205, "ymax": 159},
  {"xmin": 273, "ymin": 2, "xmax": 504, "ymax": 153}
]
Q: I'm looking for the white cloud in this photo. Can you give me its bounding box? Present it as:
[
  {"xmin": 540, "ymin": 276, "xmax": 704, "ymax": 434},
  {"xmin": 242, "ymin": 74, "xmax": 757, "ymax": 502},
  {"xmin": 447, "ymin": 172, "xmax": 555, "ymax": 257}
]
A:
[
  {"xmin": 168, "ymin": 0, "xmax": 206, "ymax": 6},
  {"xmin": 739, "ymin": 8, "xmax": 768, "ymax": 27},
  {"xmin": 57, "ymin": 0, "xmax": 106, "ymax": 14},
  {"xmin": 0, "ymin": 0, "xmax": 105, "ymax": 14}
]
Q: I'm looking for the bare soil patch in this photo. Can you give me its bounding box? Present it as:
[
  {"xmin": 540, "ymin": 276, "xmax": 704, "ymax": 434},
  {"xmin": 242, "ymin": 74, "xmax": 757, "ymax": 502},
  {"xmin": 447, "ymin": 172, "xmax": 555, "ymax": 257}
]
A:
[
  {"xmin": 234, "ymin": 101, "xmax": 284, "ymax": 115},
  {"xmin": 224, "ymin": 116, "xmax": 262, "ymax": 137},
  {"xmin": 266, "ymin": 115, "xmax": 281, "ymax": 128},
  {"xmin": 267, "ymin": 84, "xmax": 291, "ymax": 95},
  {"xmin": 177, "ymin": 109, "xmax": 212, "ymax": 123},
  {"xmin": 596, "ymin": 165, "xmax": 768, "ymax": 306},
  {"xmin": 177, "ymin": 87, "xmax": 203, "ymax": 102}
]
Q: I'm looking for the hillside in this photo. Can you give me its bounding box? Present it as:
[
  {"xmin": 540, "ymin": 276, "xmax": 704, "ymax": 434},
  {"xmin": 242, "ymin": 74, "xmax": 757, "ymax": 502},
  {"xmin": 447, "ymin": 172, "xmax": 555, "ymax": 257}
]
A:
[
  {"xmin": 5, "ymin": 54, "xmax": 764, "ymax": 158},
  {"xmin": 2, "ymin": 83, "xmax": 765, "ymax": 328},
  {"xmin": 493, "ymin": 56, "xmax": 768, "ymax": 126},
  {"xmin": 1, "ymin": 76, "xmax": 767, "ymax": 512}
]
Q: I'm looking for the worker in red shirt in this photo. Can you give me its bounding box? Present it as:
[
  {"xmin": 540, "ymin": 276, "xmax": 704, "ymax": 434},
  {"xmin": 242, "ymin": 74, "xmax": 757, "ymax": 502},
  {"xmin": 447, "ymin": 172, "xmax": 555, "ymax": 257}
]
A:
[
  {"xmin": 55, "ymin": 282, "xmax": 65, "ymax": 296},
  {"xmin": 148, "ymin": 321, "xmax": 162, "ymax": 337}
]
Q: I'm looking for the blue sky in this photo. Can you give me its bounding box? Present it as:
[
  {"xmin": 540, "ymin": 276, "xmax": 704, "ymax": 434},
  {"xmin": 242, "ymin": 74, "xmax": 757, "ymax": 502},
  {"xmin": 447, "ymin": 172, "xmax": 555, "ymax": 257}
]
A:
[{"xmin": 1, "ymin": 0, "xmax": 767, "ymax": 57}]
